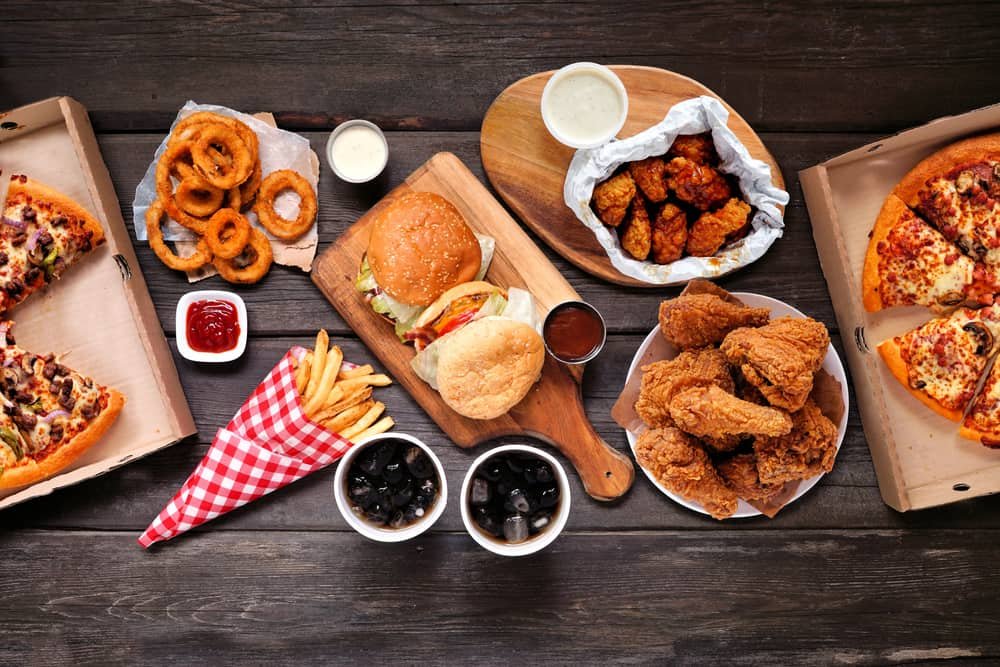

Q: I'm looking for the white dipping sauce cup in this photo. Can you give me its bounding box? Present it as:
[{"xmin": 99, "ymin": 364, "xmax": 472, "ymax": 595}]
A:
[{"xmin": 541, "ymin": 62, "xmax": 628, "ymax": 149}]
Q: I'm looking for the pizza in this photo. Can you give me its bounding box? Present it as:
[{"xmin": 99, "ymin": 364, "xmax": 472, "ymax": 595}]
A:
[
  {"xmin": 866, "ymin": 132, "xmax": 1000, "ymax": 446},
  {"xmin": 1, "ymin": 174, "xmax": 105, "ymax": 312},
  {"xmin": 0, "ymin": 322, "xmax": 124, "ymax": 488}
]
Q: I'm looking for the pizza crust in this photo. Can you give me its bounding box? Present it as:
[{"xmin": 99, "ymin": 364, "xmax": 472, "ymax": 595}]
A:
[
  {"xmin": 8, "ymin": 176, "xmax": 106, "ymax": 245},
  {"xmin": 0, "ymin": 389, "xmax": 125, "ymax": 490},
  {"xmin": 892, "ymin": 131, "xmax": 1000, "ymax": 205},
  {"xmin": 862, "ymin": 194, "xmax": 910, "ymax": 312},
  {"xmin": 877, "ymin": 337, "xmax": 964, "ymax": 422},
  {"xmin": 958, "ymin": 424, "xmax": 1000, "ymax": 447}
]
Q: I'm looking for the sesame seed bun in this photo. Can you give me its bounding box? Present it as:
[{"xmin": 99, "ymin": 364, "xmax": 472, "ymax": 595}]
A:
[
  {"xmin": 436, "ymin": 317, "xmax": 545, "ymax": 420},
  {"xmin": 367, "ymin": 191, "xmax": 482, "ymax": 307},
  {"xmin": 413, "ymin": 281, "xmax": 505, "ymax": 329}
]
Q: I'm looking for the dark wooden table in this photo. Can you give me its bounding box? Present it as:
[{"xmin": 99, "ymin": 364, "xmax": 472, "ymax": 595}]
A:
[{"xmin": 3, "ymin": 2, "xmax": 1000, "ymax": 664}]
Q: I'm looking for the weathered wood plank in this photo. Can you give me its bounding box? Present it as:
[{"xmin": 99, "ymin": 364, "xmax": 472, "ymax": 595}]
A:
[
  {"xmin": 0, "ymin": 530, "xmax": 997, "ymax": 665},
  {"xmin": 3, "ymin": 2, "xmax": 999, "ymax": 133}
]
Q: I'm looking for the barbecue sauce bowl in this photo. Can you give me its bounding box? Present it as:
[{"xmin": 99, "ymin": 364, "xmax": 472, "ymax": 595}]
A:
[{"xmin": 542, "ymin": 300, "xmax": 607, "ymax": 364}]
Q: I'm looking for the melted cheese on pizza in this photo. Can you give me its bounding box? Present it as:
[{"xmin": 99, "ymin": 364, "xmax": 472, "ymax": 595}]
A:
[{"xmin": 918, "ymin": 161, "xmax": 1000, "ymax": 266}]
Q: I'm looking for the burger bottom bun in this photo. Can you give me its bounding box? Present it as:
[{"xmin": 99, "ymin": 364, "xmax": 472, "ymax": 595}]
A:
[{"xmin": 436, "ymin": 317, "xmax": 545, "ymax": 420}]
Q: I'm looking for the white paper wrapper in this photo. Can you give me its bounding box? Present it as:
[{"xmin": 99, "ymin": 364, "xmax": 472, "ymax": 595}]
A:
[
  {"xmin": 564, "ymin": 96, "xmax": 789, "ymax": 285},
  {"xmin": 132, "ymin": 101, "xmax": 320, "ymax": 281}
]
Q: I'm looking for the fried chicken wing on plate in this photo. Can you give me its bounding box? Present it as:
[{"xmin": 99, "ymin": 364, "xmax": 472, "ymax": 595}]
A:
[
  {"xmin": 721, "ymin": 316, "xmax": 830, "ymax": 411},
  {"xmin": 665, "ymin": 157, "xmax": 732, "ymax": 211},
  {"xmin": 634, "ymin": 427, "xmax": 738, "ymax": 519},
  {"xmin": 628, "ymin": 156, "xmax": 669, "ymax": 203},
  {"xmin": 620, "ymin": 194, "xmax": 652, "ymax": 260},
  {"xmin": 668, "ymin": 133, "xmax": 718, "ymax": 165},
  {"xmin": 658, "ymin": 293, "xmax": 770, "ymax": 350},
  {"xmin": 650, "ymin": 203, "xmax": 688, "ymax": 264},
  {"xmin": 669, "ymin": 385, "xmax": 793, "ymax": 440},
  {"xmin": 635, "ymin": 348, "xmax": 733, "ymax": 429},
  {"xmin": 686, "ymin": 198, "xmax": 751, "ymax": 257},
  {"xmin": 753, "ymin": 399, "xmax": 839, "ymax": 485},
  {"xmin": 592, "ymin": 171, "xmax": 636, "ymax": 227},
  {"xmin": 717, "ymin": 453, "xmax": 784, "ymax": 502}
]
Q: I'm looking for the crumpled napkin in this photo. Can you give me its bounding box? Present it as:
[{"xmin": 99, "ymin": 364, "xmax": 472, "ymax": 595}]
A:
[{"xmin": 564, "ymin": 96, "xmax": 789, "ymax": 285}]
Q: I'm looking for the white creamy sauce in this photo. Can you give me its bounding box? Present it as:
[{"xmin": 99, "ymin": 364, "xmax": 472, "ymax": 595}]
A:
[
  {"xmin": 330, "ymin": 125, "xmax": 387, "ymax": 181},
  {"xmin": 543, "ymin": 71, "xmax": 624, "ymax": 144}
]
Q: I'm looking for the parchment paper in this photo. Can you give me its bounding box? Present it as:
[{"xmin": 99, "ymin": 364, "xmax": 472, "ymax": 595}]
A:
[
  {"xmin": 132, "ymin": 102, "xmax": 320, "ymax": 281},
  {"xmin": 565, "ymin": 96, "xmax": 789, "ymax": 285}
]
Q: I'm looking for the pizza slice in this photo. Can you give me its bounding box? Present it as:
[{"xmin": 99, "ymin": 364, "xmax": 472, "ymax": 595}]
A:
[
  {"xmin": 961, "ymin": 359, "xmax": 1000, "ymax": 448},
  {"xmin": 914, "ymin": 161, "xmax": 1000, "ymax": 264},
  {"xmin": 862, "ymin": 194, "xmax": 992, "ymax": 312},
  {"xmin": 1, "ymin": 174, "xmax": 105, "ymax": 313},
  {"xmin": 878, "ymin": 304, "xmax": 1000, "ymax": 422},
  {"xmin": 0, "ymin": 322, "xmax": 125, "ymax": 489}
]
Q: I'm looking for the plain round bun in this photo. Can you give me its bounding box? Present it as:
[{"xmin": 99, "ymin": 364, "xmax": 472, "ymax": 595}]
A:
[
  {"xmin": 436, "ymin": 317, "xmax": 545, "ymax": 420},
  {"xmin": 414, "ymin": 281, "xmax": 505, "ymax": 328},
  {"xmin": 367, "ymin": 191, "xmax": 481, "ymax": 306}
]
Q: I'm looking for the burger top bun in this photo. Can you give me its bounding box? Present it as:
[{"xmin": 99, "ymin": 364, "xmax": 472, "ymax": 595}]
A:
[
  {"xmin": 436, "ymin": 317, "xmax": 545, "ymax": 420},
  {"xmin": 367, "ymin": 191, "xmax": 482, "ymax": 307},
  {"xmin": 413, "ymin": 281, "xmax": 505, "ymax": 329}
]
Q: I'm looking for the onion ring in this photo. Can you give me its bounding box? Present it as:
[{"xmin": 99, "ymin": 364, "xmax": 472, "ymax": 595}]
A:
[
  {"xmin": 172, "ymin": 112, "xmax": 259, "ymax": 165},
  {"xmin": 175, "ymin": 178, "xmax": 224, "ymax": 218},
  {"xmin": 156, "ymin": 141, "xmax": 210, "ymax": 234},
  {"xmin": 253, "ymin": 169, "xmax": 317, "ymax": 241},
  {"xmin": 238, "ymin": 160, "xmax": 262, "ymax": 210},
  {"xmin": 146, "ymin": 199, "xmax": 213, "ymax": 272},
  {"xmin": 213, "ymin": 227, "xmax": 273, "ymax": 284},
  {"xmin": 204, "ymin": 209, "xmax": 251, "ymax": 260},
  {"xmin": 192, "ymin": 124, "xmax": 253, "ymax": 189}
]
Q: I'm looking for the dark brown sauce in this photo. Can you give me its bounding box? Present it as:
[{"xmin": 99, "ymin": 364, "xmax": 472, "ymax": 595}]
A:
[{"xmin": 544, "ymin": 304, "xmax": 604, "ymax": 362}]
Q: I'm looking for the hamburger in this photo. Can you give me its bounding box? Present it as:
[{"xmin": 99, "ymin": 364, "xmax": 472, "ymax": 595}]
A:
[
  {"xmin": 410, "ymin": 281, "xmax": 545, "ymax": 420},
  {"xmin": 355, "ymin": 191, "xmax": 494, "ymax": 339}
]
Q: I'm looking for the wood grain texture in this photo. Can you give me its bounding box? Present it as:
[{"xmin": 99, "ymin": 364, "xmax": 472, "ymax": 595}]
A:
[
  {"xmin": 312, "ymin": 152, "xmax": 634, "ymax": 499},
  {"xmin": 481, "ymin": 65, "xmax": 785, "ymax": 286}
]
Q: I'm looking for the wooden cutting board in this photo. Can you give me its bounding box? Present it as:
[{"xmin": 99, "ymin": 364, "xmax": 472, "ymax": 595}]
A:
[
  {"xmin": 480, "ymin": 65, "xmax": 786, "ymax": 288},
  {"xmin": 312, "ymin": 152, "xmax": 634, "ymax": 501}
]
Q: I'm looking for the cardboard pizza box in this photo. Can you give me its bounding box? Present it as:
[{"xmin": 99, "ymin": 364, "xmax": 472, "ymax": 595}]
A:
[
  {"xmin": 0, "ymin": 96, "xmax": 196, "ymax": 509},
  {"xmin": 800, "ymin": 102, "xmax": 1000, "ymax": 511}
]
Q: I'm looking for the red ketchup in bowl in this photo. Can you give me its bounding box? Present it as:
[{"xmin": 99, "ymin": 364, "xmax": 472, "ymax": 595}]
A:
[{"xmin": 186, "ymin": 299, "xmax": 241, "ymax": 353}]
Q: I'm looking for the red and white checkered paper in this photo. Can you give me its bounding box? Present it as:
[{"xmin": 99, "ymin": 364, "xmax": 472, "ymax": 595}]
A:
[{"xmin": 139, "ymin": 346, "xmax": 355, "ymax": 548}]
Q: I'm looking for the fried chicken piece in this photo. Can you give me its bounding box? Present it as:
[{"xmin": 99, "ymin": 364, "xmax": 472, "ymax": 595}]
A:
[
  {"xmin": 664, "ymin": 157, "xmax": 732, "ymax": 211},
  {"xmin": 635, "ymin": 348, "xmax": 733, "ymax": 429},
  {"xmin": 753, "ymin": 399, "xmax": 838, "ymax": 485},
  {"xmin": 634, "ymin": 427, "xmax": 738, "ymax": 519},
  {"xmin": 686, "ymin": 198, "xmax": 752, "ymax": 257},
  {"xmin": 717, "ymin": 453, "xmax": 784, "ymax": 502},
  {"xmin": 721, "ymin": 316, "xmax": 831, "ymax": 412},
  {"xmin": 669, "ymin": 385, "xmax": 793, "ymax": 440},
  {"xmin": 658, "ymin": 293, "xmax": 770, "ymax": 350},
  {"xmin": 628, "ymin": 157, "xmax": 669, "ymax": 203},
  {"xmin": 668, "ymin": 133, "xmax": 718, "ymax": 165},
  {"xmin": 592, "ymin": 171, "xmax": 636, "ymax": 227},
  {"xmin": 620, "ymin": 194, "xmax": 652, "ymax": 260},
  {"xmin": 650, "ymin": 203, "xmax": 688, "ymax": 264}
]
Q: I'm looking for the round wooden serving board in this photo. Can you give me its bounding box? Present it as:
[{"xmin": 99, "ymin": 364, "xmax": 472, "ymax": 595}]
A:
[{"xmin": 480, "ymin": 65, "xmax": 786, "ymax": 288}]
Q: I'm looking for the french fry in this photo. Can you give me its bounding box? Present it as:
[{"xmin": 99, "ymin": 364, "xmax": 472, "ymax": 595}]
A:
[
  {"xmin": 335, "ymin": 374, "xmax": 393, "ymax": 392},
  {"xmin": 338, "ymin": 364, "xmax": 373, "ymax": 380},
  {"xmin": 323, "ymin": 400, "xmax": 374, "ymax": 433},
  {"xmin": 304, "ymin": 345, "xmax": 343, "ymax": 416},
  {"xmin": 294, "ymin": 353, "xmax": 312, "ymax": 395},
  {"xmin": 339, "ymin": 402, "xmax": 386, "ymax": 440},
  {"xmin": 305, "ymin": 329, "xmax": 329, "ymax": 400},
  {"xmin": 312, "ymin": 387, "xmax": 372, "ymax": 423},
  {"xmin": 352, "ymin": 416, "xmax": 395, "ymax": 442}
]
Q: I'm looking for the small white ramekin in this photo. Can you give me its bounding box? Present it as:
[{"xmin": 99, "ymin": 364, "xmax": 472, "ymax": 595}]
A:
[
  {"xmin": 334, "ymin": 432, "xmax": 447, "ymax": 543},
  {"xmin": 175, "ymin": 290, "xmax": 248, "ymax": 363},
  {"xmin": 540, "ymin": 62, "xmax": 629, "ymax": 149},
  {"xmin": 460, "ymin": 444, "xmax": 571, "ymax": 557},
  {"xmin": 325, "ymin": 119, "xmax": 389, "ymax": 184}
]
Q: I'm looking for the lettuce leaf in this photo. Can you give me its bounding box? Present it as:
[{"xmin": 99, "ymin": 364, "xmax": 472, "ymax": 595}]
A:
[
  {"xmin": 475, "ymin": 234, "xmax": 496, "ymax": 280},
  {"xmin": 357, "ymin": 257, "xmax": 426, "ymax": 339}
]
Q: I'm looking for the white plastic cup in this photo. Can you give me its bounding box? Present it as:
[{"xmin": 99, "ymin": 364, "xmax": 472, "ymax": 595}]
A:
[
  {"xmin": 460, "ymin": 444, "xmax": 571, "ymax": 557},
  {"xmin": 540, "ymin": 62, "xmax": 629, "ymax": 149},
  {"xmin": 334, "ymin": 432, "xmax": 447, "ymax": 542},
  {"xmin": 325, "ymin": 119, "xmax": 389, "ymax": 184}
]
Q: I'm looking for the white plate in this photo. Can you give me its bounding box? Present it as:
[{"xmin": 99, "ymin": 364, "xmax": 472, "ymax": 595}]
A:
[{"xmin": 625, "ymin": 292, "xmax": 850, "ymax": 519}]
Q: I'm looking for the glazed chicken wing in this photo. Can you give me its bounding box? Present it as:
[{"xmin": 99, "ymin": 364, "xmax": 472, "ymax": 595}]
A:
[
  {"xmin": 628, "ymin": 156, "xmax": 669, "ymax": 203},
  {"xmin": 658, "ymin": 293, "xmax": 770, "ymax": 350},
  {"xmin": 620, "ymin": 194, "xmax": 652, "ymax": 260},
  {"xmin": 650, "ymin": 203, "xmax": 688, "ymax": 264},
  {"xmin": 668, "ymin": 133, "xmax": 718, "ymax": 165},
  {"xmin": 717, "ymin": 453, "xmax": 785, "ymax": 502},
  {"xmin": 634, "ymin": 427, "xmax": 738, "ymax": 519},
  {"xmin": 592, "ymin": 171, "xmax": 636, "ymax": 227},
  {"xmin": 686, "ymin": 198, "xmax": 751, "ymax": 257},
  {"xmin": 753, "ymin": 399, "xmax": 838, "ymax": 485},
  {"xmin": 669, "ymin": 385, "xmax": 793, "ymax": 440},
  {"xmin": 721, "ymin": 316, "xmax": 830, "ymax": 411},
  {"xmin": 635, "ymin": 348, "xmax": 733, "ymax": 429},
  {"xmin": 665, "ymin": 157, "xmax": 732, "ymax": 211}
]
